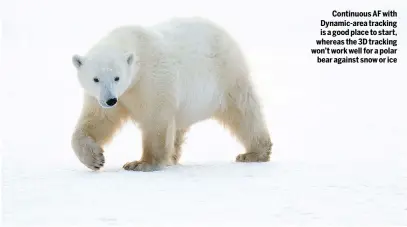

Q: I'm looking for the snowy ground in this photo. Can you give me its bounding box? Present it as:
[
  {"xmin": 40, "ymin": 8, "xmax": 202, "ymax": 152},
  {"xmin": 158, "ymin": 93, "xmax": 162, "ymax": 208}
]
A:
[{"xmin": 1, "ymin": 0, "xmax": 407, "ymax": 226}]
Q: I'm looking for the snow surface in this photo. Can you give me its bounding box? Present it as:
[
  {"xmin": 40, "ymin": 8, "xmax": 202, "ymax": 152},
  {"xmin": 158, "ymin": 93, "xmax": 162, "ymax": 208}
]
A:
[{"xmin": 1, "ymin": 0, "xmax": 407, "ymax": 226}]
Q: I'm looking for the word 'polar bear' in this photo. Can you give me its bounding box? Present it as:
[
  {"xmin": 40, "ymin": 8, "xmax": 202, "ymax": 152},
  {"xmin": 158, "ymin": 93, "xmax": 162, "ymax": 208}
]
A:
[{"xmin": 71, "ymin": 17, "xmax": 272, "ymax": 172}]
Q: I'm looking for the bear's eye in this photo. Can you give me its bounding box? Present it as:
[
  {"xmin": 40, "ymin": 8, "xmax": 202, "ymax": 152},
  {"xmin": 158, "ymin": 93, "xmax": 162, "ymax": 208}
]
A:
[
  {"xmin": 114, "ymin": 77, "xmax": 120, "ymax": 82},
  {"xmin": 93, "ymin": 78, "xmax": 99, "ymax": 83}
]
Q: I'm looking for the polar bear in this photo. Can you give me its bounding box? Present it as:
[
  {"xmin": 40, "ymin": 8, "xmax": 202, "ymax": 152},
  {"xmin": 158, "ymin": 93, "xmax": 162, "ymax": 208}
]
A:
[{"xmin": 71, "ymin": 17, "xmax": 272, "ymax": 171}]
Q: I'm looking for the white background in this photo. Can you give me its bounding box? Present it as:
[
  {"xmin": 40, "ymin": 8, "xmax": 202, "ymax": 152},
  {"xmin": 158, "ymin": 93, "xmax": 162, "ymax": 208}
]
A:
[{"xmin": 1, "ymin": 0, "xmax": 406, "ymax": 226}]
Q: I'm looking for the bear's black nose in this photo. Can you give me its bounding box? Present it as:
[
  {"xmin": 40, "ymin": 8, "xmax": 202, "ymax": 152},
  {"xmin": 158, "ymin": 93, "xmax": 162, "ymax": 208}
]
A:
[{"xmin": 106, "ymin": 98, "xmax": 117, "ymax": 106}]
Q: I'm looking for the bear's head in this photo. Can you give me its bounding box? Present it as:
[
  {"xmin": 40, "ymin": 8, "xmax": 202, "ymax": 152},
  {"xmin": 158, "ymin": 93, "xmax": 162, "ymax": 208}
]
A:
[{"xmin": 72, "ymin": 50, "xmax": 138, "ymax": 108}]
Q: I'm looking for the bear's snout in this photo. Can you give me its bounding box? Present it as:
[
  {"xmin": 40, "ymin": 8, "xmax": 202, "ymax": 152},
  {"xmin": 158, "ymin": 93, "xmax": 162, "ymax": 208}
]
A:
[{"xmin": 106, "ymin": 98, "xmax": 117, "ymax": 107}]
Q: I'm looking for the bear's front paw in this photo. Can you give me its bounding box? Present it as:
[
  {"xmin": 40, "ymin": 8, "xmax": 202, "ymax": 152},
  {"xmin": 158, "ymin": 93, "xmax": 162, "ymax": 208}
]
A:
[
  {"xmin": 236, "ymin": 151, "xmax": 270, "ymax": 162},
  {"xmin": 75, "ymin": 141, "xmax": 105, "ymax": 171},
  {"xmin": 123, "ymin": 161, "xmax": 162, "ymax": 172}
]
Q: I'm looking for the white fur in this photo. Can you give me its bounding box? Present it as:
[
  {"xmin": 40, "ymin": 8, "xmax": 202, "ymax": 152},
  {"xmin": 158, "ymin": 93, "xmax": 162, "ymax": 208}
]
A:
[{"xmin": 71, "ymin": 17, "xmax": 272, "ymax": 171}]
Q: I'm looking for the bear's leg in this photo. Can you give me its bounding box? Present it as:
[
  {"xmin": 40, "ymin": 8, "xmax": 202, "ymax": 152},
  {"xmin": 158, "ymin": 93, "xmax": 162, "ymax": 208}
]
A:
[
  {"xmin": 72, "ymin": 95, "xmax": 129, "ymax": 170},
  {"xmin": 215, "ymin": 85, "xmax": 272, "ymax": 162},
  {"xmin": 123, "ymin": 119, "xmax": 176, "ymax": 171},
  {"xmin": 171, "ymin": 128, "xmax": 189, "ymax": 164}
]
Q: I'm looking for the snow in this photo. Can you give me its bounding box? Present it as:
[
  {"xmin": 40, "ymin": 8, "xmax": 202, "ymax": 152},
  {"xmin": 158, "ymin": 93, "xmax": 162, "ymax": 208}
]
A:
[{"xmin": 1, "ymin": 0, "xmax": 406, "ymax": 226}]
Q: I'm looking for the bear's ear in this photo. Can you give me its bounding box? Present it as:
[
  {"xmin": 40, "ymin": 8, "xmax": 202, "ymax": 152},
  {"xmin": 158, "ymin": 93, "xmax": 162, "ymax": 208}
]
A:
[
  {"xmin": 72, "ymin": 54, "xmax": 84, "ymax": 69},
  {"xmin": 125, "ymin": 52, "xmax": 134, "ymax": 66}
]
